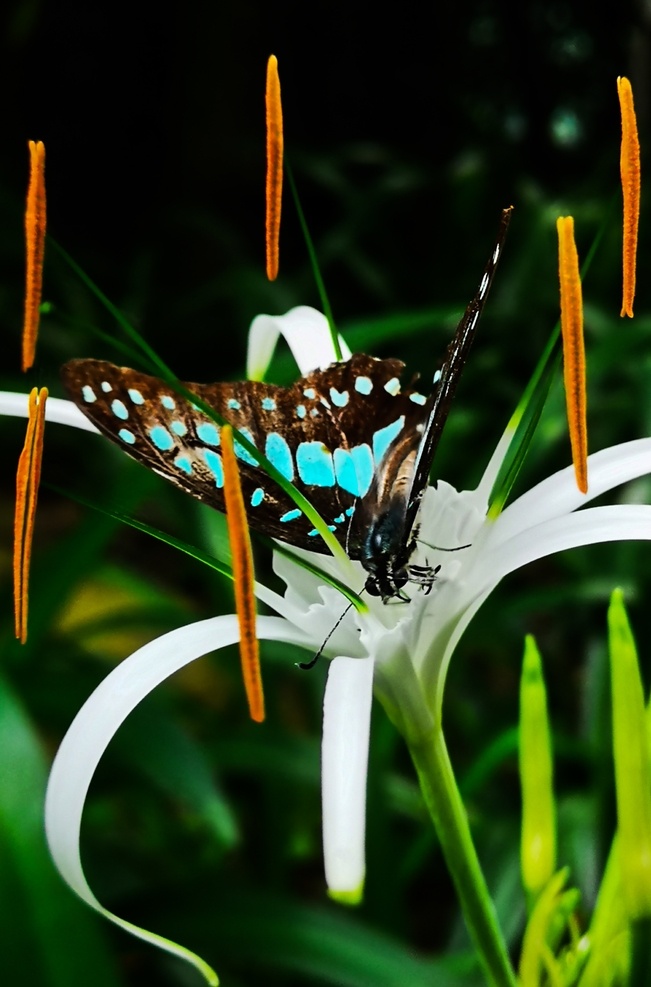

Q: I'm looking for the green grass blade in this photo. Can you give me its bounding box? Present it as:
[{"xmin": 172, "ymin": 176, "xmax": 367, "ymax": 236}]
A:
[{"xmin": 286, "ymin": 161, "xmax": 342, "ymax": 360}]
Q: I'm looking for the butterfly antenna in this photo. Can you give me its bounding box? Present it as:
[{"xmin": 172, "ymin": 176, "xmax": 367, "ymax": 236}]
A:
[
  {"xmin": 298, "ymin": 600, "xmax": 355, "ymax": 670},
  {"xmin": 417, "ymin": 538, "xmax": 471, "ymax": 552}
]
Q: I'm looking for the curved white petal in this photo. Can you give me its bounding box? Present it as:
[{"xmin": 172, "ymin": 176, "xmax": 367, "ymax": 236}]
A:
[
  {"xmin": 489, "ymin": 439, "xmax": 651, "ymax": 547},
  {"xmin": 321, "ymin": 656, "xmax": 374, "ymax": 899},
  {"xmin": 433, "ymin": 504, "xmax": 651, "ymax": 718},
  {"xmin": 246, "ymin": 306, "xmax": 351, "ymax": 380},
  {"xmin": 45, "ymin": 614, "xmax": 311, "ymax": 983},
  {"xmin": 0, "ymin": 392, "xmax": 99, "ymax": 432},
  {"xmin": 469, "ymin": 505, "xmax": 651, "ymax": 599}
]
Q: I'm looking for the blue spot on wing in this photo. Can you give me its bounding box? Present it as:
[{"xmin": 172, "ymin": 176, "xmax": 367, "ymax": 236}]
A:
[
  {"xmin": 261, "ymin": 397, "xmax": 276, "ymax": 411},
  {"xmin": 354, "ymin": 376, "xmax": 373, "ymax": 395},
  {"xmin": 227, "ymin": 398, "xmax": 241, "ymax": 411},
  {"xmin": 171, "ymin": 420, "xmax": 187, "ymax": 436},
  {"xmin": 234, "ymin": 427, "xmax": 258, "ymax": 466},
  {"xmin": 329, "ymin": 387, "xmax": 349, "ymax": 407},
  {"xmin": 351, "ymin": 444, "xmax": 374, "ymax": 496},
  {"xmin": 333, "ymin": 449, "xmax": 360, "ymax": 496},
  {"xmin": 251, "ymin": 487, "xmax": 264, "ymax": 507},
  {"xmin": 174, "ymin": 454, "xmax": 193, "ymax": 475},
  {"xmin": 197, "ymin": 422, "xmax": 220, "ymax": 445},
  {"xmin": 119, "ymin": 428, "xmax": 136, "ymax": 444},
  {"xmin": 82, "ymin": 385, "xmax": 96, "ymax": 403},
  {"xmin": 372, "ymin": 417, "xmax": 405, "ymax": 464},
  {"xmin": 296, "ymin": 404, "xmax": 306, "ymax": 419},
  {"xmin": 265, "ymin": 432, "xmax": 294, "ymax": 480},
  {"xmin": 296, "ymin": 441, "xmax": 335, "ymax": 487},
  {"xmin": 280, "ymin": 509, "xmax": 302, "ymax": 522},
  {"xmin": 409, "ymin": 392, "xmax": 427, "ymax": 405},
  {"xmin": 111, "ymin": 399, "xmax": 129, "ymax": 420},
  {"xmin": 333, "ymin": 444, "xmax": 373, "ymax": 498},
  {"xmin": 101, "ymin": 381, "xmax": 112, "ymax": 393},
  {"xmin": 161, "ymin": 395, "xmax": 176, "ymax": 410},
  {"xmin": 128, "ymin": 388, "xmax": 144, "ymax": 405},
  {"xmin": 308, "ymin": 525, "xmax": 336, "ymax": 537},
  {"xmin": 203, "ymin": 449, "xmax": 224, "ymax": 487},
  {"xmin": 149, "ymin": 425, "xmax": 174, "ymax": 451}
]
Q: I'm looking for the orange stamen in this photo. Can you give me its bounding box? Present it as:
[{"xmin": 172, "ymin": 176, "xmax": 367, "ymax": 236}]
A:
[
  {"xmin": 14, "ymin": 387, "xmax": 48, "ymax": 643},
  {"xmin": 557, "ymin": 217, "xmax": 588, "ymax": 494},
  {"xmin": 23, "ymin": 141, "xmax": 47, "ymax": 372},
  {"xmin": 220, "ymin": 425, "xmax": 265, "ymax": 722},
  {"xmin": 617, "ymin": 77, "xmax": 640, "ymax": 319},
  {"xmin": 265, "ymin": 54, "xmax": 283, "ymax": 282}
]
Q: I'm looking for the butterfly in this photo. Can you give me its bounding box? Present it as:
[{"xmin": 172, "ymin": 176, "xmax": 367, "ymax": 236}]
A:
[{"xmin": 61, "ymin": 206, "xmax": 512, "ymax": 602}]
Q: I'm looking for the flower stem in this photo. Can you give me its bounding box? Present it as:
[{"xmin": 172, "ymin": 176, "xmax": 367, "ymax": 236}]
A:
[{"xmin": 409, "ymin": 727, "xmax": 518, "ymax": 987}]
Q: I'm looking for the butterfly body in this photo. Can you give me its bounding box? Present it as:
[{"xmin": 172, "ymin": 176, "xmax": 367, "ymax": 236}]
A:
[{"xmin": 62, "ymin": 208, "xmax": 512, "ymax": 601}]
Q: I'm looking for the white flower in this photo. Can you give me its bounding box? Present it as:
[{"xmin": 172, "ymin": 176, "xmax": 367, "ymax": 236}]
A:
[{"xmin": 3, "ymin": 305, "xmax": 651, "ymax": 977}]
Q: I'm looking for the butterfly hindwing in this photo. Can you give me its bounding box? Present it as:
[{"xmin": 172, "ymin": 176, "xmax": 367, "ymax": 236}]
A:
[{"xmin": 61, "ymin": 354, "xmax": 431, "ymax": 555}]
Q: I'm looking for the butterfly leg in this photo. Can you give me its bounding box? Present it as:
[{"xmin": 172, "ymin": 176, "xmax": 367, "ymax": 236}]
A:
[{"xmin": 408, "ymin": 562, "xmax": 441, "ymax": 595}]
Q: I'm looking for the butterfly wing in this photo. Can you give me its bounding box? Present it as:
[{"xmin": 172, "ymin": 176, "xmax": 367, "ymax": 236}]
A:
[
  {"xmin": 62, "ymin": 208, "xmax": 510, "ymax": 580},
  {"xmin": 355, "ymin": 206, "xmax": 513, "ymax": 591},
  {"xmin": 61, "ymin": 354, "xmax": 430, "ymax": 555},
  {"xmin": 404, "ymin": 206, "xmax": 513, "ymax": 533}
]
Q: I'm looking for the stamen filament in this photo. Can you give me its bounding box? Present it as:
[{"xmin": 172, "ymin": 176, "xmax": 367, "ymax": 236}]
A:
[
  {"xmin": 220, "ymin": 425, "xmax": 265, "ymax": 722},
  {"xmin": 23, "ymin": 141, "xmax": 47, "ymax": 372},
  {"xmin": 14, "ymin": 387, "xmax": 48, "ymax": 643},
  {"xmin": 265, "ymin": 54, "xmax": 283, "ymax": 282},
  {"xmin": 556, "ymin": 216, "xmax": 588, "ymax": 494},
  {"xmin": 617, "ymin": 77, "xmax": 640, "ymax": 319}
]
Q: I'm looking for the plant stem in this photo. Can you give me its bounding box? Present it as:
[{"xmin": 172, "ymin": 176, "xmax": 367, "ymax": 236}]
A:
[{"xmin": 409, "ymin": 727, "xmax": 518, "ymax": 987}]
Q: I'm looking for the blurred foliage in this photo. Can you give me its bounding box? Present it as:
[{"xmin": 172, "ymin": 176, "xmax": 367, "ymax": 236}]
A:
[{"xmin": 1, "ymin": 1, "xmax": 651, "ymax": 984}]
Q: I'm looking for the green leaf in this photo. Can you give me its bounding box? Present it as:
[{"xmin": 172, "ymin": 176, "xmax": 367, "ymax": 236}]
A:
[
  {"xmin": 519, "ymin": 635, "xmax": 557, "ymax": 901},
  {"xmin": 518, "ymin": 868, "xmax": 570, "ymax": 987},
  {"xmin": 111, "ymin": 702, "xmax": 240, "ymax": 849},
  {"xmin": 608, "ymin": 589, "xmax": 651, "ymax": 920}
]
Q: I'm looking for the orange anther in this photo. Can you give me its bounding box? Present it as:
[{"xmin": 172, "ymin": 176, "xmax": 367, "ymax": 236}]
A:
[
  {"xmin": 557, "ymin": 217, "xmax": 588, "ymax": 494},
  {"xmin": 23, "ymin": 141, "xmax": 46, "ymax": 371},
  {"xmin": 221, "ymin": 425, "xmax": 264, "ymax": 722},
  {"xmin": 617, "ymin": 77, "xmax": 640, "ymax": 319},
  {"xmin": 14, "ymin": 387, "xmax": 48, "ymax": 642},
  {"xmin": 265, "ymin": 55, "xmax": 283, "ymax": 281}
]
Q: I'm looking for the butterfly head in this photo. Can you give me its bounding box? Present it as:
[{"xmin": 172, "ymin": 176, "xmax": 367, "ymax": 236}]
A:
[{"xmin": 361, "ymin": 505, "xmax": 415, "ymax": 602}]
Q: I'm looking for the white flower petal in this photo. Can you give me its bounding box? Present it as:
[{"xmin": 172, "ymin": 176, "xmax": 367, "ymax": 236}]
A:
[
  {"xmin": 321, "ymin": 656, "xmax": 374, "ymax": 898},
  {"xmin": 469, "ymin": 505, "xmax": 651, "ymax": 598},
  {"xmin": 246, "ymin": 306, "xmax": 351, "ymax": 379},
  {"xmin": 489, "ymin": 439, "xmax": 651, "ymax": 547},
  {"xmin": 45, "ymin": 614, "xmax": 311, "ymax": 981},
  {"xmin": 0, "ymin": 392, "xmax": 99, "ymax": 432}
]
